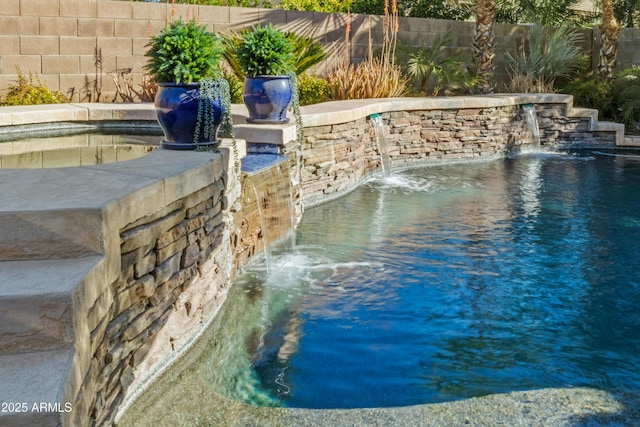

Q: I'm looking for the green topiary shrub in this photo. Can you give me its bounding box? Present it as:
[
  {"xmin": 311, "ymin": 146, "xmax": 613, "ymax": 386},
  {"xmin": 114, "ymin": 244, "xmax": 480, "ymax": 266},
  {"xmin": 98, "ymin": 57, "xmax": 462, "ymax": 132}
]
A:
[
  {"xmin": 234, "ymin": 24, "xmax": 295, "ymax": 76},
  {"xmin": 2, "ymin": 69, "xmax": 69, "ymax": 106},
  {"xmin": 297, "ymin": 74, "xmax": 330, "ymax": 105},
  {"xmin": 144, "ymin": 19, "xmax": 224, "ymax": 83},
  {"xmin": 223, "ymin": 30, "xmax": 326, "ymax": 79}
]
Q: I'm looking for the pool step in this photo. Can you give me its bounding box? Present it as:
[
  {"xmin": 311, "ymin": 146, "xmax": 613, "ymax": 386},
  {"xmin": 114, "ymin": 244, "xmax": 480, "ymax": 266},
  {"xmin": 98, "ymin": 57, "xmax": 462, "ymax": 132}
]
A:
[
  {"xmin": 0, "ymin": 257, "xmax": 105, "ymax": 425},
  {"xmin": 0, "ymin": 348, "xmax": 73, "ymax": 427},
  {"xmin": 0, "ymin": 257, "xmax": 104, "ymax": 355},
  {"xmin": 0, "ymin": 209, "xmax": 104, "ymax": 261},
  {"xmin": 624, "ymin": 135, "xmax": 640, "ymax": 146},
  {"xmin": 595, "ymin": 121, "xmax": 625, "ymax": 146}
]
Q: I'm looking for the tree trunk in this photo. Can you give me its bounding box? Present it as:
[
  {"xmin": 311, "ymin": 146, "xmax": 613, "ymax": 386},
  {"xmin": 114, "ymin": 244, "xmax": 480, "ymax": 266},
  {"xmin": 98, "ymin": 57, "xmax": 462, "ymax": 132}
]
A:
[
  {"xmin": 597, "ymin": 0, "xmax": 620, "ymax": 82},
  {"xmin": 473, "ymin": 0, "xmax": 496, "ymax": 94}
]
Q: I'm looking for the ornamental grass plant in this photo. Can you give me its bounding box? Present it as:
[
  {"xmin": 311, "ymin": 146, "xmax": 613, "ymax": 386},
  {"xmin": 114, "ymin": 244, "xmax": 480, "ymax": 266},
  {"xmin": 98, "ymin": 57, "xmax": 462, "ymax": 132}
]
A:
[
  {"xmin": 326, "ymin": 0, "xmax": 408, "ymax": 99},
  {"xmin": 326, "ymin": 57, "xmax": 407, "ymax": 99}
]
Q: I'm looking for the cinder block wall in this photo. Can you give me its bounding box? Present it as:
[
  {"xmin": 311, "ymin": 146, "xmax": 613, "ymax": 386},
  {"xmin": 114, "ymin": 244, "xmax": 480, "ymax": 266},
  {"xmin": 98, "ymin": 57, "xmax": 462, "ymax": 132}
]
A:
[{"xmin": 0, "ymin": 0, "xmax": 638, "ymax": 102}]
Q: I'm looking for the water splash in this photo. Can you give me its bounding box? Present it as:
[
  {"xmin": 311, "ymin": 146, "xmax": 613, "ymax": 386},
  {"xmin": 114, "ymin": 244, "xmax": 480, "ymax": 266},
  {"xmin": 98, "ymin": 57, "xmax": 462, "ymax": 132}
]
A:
[
  {"xmin": 245, "ymin": 161, "xmax": 296, "ymax": 274},
  {"xmin": 522, "ymin": 104, "xmax": 541, "ymax": 152},
  {"xmin": 370, "ymin": 114, "xmax": 392, "ymax": 177}
]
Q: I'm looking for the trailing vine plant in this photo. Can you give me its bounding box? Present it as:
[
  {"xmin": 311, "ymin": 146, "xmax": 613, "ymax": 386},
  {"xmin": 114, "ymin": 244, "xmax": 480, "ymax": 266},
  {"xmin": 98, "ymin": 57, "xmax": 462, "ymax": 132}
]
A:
[
  {"xmin": 194, "ymin": 77, "xmax": 239, "ymax": 173},
  {"xmin": 288, "ymin": 71, "xmax": 304, "ymax": 147}
]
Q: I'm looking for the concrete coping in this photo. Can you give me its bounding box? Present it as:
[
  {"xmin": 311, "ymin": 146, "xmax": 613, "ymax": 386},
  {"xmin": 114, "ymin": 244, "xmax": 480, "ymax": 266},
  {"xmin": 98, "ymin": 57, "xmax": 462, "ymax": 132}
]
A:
[
  {"xmin": 297, "ymin": 93, "xmax": 584, "ymax": 127},
  {"xmin": 0, "ymin": 93, "xmax": 592, "ymax": 137}
]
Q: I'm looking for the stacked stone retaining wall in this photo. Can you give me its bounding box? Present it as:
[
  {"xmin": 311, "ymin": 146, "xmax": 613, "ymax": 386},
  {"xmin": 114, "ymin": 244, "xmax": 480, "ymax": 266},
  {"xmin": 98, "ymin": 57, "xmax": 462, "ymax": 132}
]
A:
[
  {"xmin": 68, "ymin": 176, "xmax": 235, "ymax": 427},
  {"xmin": 299, "ymin": 102, "xmax": 614, "ymax": 205}
]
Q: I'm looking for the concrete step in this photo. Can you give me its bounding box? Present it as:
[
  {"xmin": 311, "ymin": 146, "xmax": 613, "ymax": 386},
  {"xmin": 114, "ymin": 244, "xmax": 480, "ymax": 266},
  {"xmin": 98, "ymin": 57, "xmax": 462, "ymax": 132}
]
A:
[
  {"xmin": 0, "ymin": 256, "xmax": 103, "ymax": 355},
  {"xmin": 624, "ymin": 135, "xmax": 640, "ymax": 146},
  {"xmin": 595, "ymin": 121, "xmax": 625, "ymax": 145},
  {"xmin": 0, "ymin": 348, "xmax": 73, "ymax": 427},
  {"xmin": 0, "ymin": 209, "xmax": 104, "ymax": 261}
]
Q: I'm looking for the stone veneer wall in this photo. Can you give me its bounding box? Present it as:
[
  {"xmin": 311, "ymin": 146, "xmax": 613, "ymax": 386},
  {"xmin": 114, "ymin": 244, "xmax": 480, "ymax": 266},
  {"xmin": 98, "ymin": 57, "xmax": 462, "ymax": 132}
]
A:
[
  {"xmin": 66, "ymin": 172, "xmax": 240, "ymax": 426},
  {"xmin": 299, "ymin": 103, "xmax": 615, "ymax": 205},
  {"xmin": 232, "ymin": 161, "xmax": 295, "ymax": 270}
]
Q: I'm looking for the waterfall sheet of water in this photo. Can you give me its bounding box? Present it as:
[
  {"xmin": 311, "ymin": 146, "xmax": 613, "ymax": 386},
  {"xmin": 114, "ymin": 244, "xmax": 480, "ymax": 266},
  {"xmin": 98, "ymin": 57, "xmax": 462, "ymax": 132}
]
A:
[
  {"xmin": 245, "ymin": 159, "xmax": 296, "ymax": 274},
  {"xmin": 370, "ymin": 114, "xmax": 392, "ymax": 177},
  {"xmin": 522, "ymin": 104, "xmax": 541, "ymax": 152}
]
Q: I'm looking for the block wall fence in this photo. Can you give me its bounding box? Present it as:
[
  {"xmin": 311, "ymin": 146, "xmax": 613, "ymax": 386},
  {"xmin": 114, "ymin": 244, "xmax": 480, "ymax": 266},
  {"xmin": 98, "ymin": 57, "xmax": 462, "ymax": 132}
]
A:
[{"xmin": 1, "ymin": 0, "xmax": 639, "ymax": 103}]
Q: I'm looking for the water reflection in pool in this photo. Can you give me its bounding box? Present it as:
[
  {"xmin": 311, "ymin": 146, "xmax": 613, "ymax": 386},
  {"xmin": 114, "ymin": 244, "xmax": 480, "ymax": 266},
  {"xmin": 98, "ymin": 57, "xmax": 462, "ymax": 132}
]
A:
[{"xmin": 0, "ymin": 130, "xmax": 159, "ymax": 168}]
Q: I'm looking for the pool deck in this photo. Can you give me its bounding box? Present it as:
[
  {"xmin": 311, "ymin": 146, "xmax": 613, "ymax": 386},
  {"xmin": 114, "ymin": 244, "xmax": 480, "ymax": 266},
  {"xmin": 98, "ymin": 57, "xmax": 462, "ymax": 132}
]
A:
[{"xmin": 0, "ymin": 97, "xmax": 638, "ymax": 426}]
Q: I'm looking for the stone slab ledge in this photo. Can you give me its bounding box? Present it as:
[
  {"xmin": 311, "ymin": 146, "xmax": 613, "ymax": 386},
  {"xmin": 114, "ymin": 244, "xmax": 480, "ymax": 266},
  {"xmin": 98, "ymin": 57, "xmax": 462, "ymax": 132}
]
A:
[
  {"xmin": 0, "ymin": 348, "xmax": 73, "ymax": 427},
  {"xmin": 624, "ymin": 135, "xmax": 640, "ymax": 146},
  {"xmin": 0, "ymin": 103, "xmax": 157, "ymax": 127},
  {"xmin": 0, "ymin": 257, "xmax": 104, "ymax": 355},
  {"xmin": 594, "ymin": 121, "xmax": 626, "ymax": 145},
  {"xmin": 297, "ymin": 94, "xmax": 585, "ymax": 128}
]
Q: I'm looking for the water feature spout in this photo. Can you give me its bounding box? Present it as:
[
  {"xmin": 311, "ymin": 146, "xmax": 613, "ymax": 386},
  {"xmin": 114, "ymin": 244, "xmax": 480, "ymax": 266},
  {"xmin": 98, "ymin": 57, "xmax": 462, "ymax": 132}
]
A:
[
  {"xmin": 370, "ymin": 114, "xmax": 392, "ymax": 177},
  {"xmin": 522, "ymin": 103, "xmax": 541, "ymax": 151},
  {"xmin": 243, "ymin": 156, "xmax": 296, "ymax": 274}
]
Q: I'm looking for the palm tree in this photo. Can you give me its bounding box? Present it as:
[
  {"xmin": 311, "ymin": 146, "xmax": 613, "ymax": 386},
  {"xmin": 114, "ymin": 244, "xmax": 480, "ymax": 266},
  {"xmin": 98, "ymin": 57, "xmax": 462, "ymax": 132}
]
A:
[
  {"xmin": 597, "ymin": 0, "xmax": 620, "ymax": 82},
  {"xmin": 473, "ymin": 0, "xmax": 497, "ymax": 93}
]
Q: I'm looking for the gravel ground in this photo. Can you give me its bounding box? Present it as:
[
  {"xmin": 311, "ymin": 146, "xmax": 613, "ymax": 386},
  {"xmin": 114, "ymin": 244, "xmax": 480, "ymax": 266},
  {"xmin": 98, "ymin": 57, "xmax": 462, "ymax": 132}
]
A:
[{"xmin": 117, "ymin": 386, "xmax": 640, "ymax": 427}]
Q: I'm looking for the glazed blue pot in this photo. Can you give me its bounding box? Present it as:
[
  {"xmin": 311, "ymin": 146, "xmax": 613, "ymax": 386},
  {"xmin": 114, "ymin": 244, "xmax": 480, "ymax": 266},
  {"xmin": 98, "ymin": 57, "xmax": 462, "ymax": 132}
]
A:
[
  {"xmin": 242, "ymin": 75, "xmax": 293, "ymax": 124},
  {"xmin": 154, "ymin": 82, "xmax": 224, "ymax": 150}
]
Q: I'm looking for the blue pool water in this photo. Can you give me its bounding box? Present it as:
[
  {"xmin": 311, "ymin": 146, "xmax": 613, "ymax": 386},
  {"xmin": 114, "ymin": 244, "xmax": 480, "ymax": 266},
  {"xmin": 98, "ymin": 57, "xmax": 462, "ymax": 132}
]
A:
[{"xmin": 196, "ymin": 150, "xmax": 640, "ymax": 409}]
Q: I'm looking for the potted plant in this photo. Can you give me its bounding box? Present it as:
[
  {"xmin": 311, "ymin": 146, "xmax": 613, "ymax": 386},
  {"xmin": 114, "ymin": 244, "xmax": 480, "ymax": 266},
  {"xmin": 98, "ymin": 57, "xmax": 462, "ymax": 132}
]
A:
[
  {"xmin": 145, "ymin": 19, "xmax": 232, "ymax": 150},
  {"xmin": 234, "ymin": 24, "xmax": 296, "ymax": 124}
]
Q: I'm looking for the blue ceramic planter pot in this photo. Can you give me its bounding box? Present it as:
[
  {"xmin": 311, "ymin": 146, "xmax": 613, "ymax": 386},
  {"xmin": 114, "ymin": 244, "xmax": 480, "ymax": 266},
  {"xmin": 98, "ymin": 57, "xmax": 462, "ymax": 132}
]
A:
[
  {"xmin": 242, "ymin": 75, "xmax": 293, "ymax": 124},
  {"xmin": 155, "ymin": 82, "xmax": 224, "ymax": 150}
]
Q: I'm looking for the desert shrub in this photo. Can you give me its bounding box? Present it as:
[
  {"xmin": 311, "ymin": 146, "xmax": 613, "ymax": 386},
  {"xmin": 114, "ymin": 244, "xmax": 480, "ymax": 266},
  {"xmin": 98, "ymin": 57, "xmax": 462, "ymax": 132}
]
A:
[
  {"xmin": 505, "ymin": 24, "xmax": 585, "ymax": 93},
  {"xmin": 404, "ymin": 32, "xmax": 477, "ymax": 95},
  {"xmin": 133, "ymin": 0, "xmax": 273, "ymax": 8},
  {"xmin": 561, "ymin": 73, "xmax": 613, "ymax": 118},
  {"xmin": 281, "ymin": 0, "xmax": 349, "ymax": 12},
  {"xmin": 297, "ymin": 74, "xmax": 330, "ymax": 105},
  {"xmin": 2, "ymin": 69, "xmax": 68, "ymax": 106},
  {"xmin": 611, "ymin": 66, "xmax": 640, "ymax": 132}
]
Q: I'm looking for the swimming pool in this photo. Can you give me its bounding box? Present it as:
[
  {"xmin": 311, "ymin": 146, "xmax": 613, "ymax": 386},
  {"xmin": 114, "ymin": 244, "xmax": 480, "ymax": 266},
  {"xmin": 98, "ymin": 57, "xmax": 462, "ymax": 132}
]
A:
[{"xmin": 194, "ymin": 149, "xmax": 640, "ymax": 410}]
